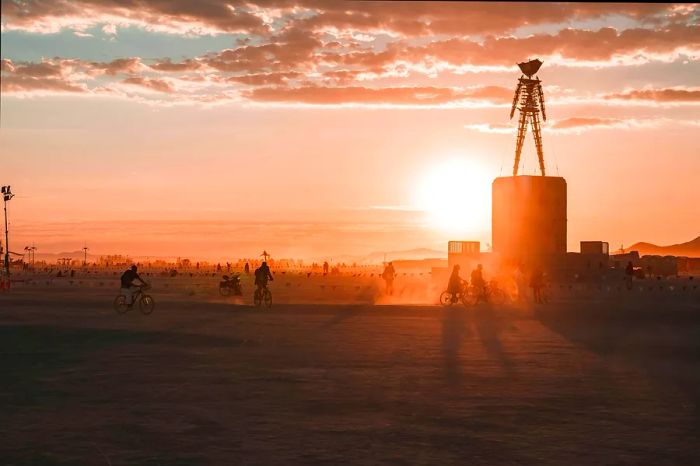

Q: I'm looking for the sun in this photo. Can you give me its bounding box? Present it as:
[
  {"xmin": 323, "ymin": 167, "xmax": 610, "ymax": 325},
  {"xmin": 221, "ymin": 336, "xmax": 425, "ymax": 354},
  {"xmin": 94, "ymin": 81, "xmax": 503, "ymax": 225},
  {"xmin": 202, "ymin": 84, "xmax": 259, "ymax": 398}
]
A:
[{"xmin": 415, "ymin": 158, "xmax": 492, "ymax": 235}]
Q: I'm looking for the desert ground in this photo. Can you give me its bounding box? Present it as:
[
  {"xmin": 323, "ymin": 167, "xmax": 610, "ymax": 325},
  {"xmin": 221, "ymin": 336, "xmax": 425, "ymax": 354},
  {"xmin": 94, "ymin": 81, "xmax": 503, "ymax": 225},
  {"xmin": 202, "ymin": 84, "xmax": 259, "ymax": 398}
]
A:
[{"xmin": 1, "ymin": 271, "xmax": 699, "ymax": 465}]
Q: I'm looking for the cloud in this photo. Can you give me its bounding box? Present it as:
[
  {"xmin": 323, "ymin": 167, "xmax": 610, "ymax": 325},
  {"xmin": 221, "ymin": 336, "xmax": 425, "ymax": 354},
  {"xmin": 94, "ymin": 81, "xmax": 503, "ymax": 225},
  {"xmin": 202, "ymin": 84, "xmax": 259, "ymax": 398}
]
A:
[
  {"xmin": 1, "ymin": 2, "xmax": 690, "ymax": 41},
  {"xmin": 0, "ymin": 0, "xmax": 268, "ymax": 35},
  {"xmin": 0, "ymin": 58, "xmax": 87, "ymax": 93},
  {"xmin": 464, "ymin": 123, "xmax": 513, "ymax": 134},
  {"xmin": 227, "ymin": 71, "xmax": 301, "ymax": 86},
  {"xmin": 293, "ymin": 2, "xmax": 681, "ymax": 37},
  {"xmin": 604, "ymin": 87, "xmax": 700, "ymax": 102},
  {"xmin": 466, "ymin": 117, "xmax": 700, "ymax": 134},
  {"xmin": 148, "ymin": 58, "xmax": 202, "ymax": 72},
  {"xmin": 550, "ymin": 117, "xmax": 632, "ymax": 131},
  {"xmin": 401, "ymin": 24, "xmax": 700, "ymax": 69},
  {"xmin": 2, "ymin": 4, "xmax": 698, "ymax": 107},
  {"xmin": 122, "ymin": 76, "xmax": 175, "ymax": 93},
  {"xmin": 91, "ymin": 57, "xmax": 142, "ymax": 76},
  {"xmin": 241, "ymin": 85, "xmax": 513, "ymax": 106},
  {"xmin": 0, "ymin": 75, "xmax": 87, "ymax": 94},
  {"xmin": 204, "ymin": 28, "xmax": 323, "ymax": 73}
]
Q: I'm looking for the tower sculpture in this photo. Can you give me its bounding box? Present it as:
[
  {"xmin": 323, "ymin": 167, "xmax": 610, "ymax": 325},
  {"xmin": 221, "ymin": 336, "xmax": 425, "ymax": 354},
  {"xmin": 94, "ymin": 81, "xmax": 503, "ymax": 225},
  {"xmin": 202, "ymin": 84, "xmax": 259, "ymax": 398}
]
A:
[{"xmin": 510, "ymin": 59, "xmax": 547, "ymax": 176}]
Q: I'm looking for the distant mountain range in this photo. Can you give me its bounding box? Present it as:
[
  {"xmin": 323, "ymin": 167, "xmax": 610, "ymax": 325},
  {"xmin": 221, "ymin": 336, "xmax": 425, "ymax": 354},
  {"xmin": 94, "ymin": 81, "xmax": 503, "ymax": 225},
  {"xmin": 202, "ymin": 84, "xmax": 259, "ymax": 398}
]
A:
[
  {"xmin": 25, "ymin": 248, "xmax": 448, "ymax": 265},
  {"xmin": 624, "ymin": 236, "xmax": 700, "ymax": 258}
]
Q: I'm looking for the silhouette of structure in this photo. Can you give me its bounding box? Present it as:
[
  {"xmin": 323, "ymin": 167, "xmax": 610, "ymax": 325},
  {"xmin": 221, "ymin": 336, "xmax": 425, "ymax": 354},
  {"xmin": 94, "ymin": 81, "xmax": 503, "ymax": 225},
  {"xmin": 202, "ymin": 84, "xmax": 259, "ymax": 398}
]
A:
[
  {"xmin": 510, "ymin": 59, "xmax": 547, "ymax": 176},
  {"xmin": 2, "ymin": 186, "xmax": 14, "ymax": 276},
  {"xmin": 492, "ymin": 60, "xmax": 567, "ymax": 262},
  {"xmin": 492, "ymin": 176, "xmax": 567, "ymax": 260},
  {"xmin": 447, "ymin": 241, "xmax": 481, "ymax": 271}
]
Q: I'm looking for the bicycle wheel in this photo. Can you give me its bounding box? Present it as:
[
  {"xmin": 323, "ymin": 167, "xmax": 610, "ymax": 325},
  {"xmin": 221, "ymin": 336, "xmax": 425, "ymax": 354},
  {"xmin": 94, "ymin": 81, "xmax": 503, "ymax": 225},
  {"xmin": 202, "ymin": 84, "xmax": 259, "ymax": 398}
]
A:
[
  {"xmin": 219, "ymin": 285, "xmax": 231, "ymax": 296},
  {"xmin": 491, "ymin": 289, "xmax": 507, "ymax": 306},
  {"xmin": 462, "ymin": 287, "xmax": 478, "ymax": 306},
  {"xmin": 439, "ymin": 291, "xmax": 453, "ymax": 306},
  {"xmin": 263, "ymin": 289, "xmax": 272, "ymax": 308},
  {"xmin": 139, "ymin": 295, "xmax": 155, "ymax": 314},
  {"xmin": 113, "ymin": 295, "xmax": 128, "ymax": 314},
  {"xmin": 253, "ymin": 289, "xmax": 262, "ymax": 307}
]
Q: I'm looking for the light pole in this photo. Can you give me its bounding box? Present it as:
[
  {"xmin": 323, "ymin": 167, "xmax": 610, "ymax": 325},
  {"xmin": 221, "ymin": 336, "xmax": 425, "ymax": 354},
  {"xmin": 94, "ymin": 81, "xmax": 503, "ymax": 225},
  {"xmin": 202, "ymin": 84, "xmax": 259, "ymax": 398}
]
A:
[
  {"xmin": 2, "ymin": 186, "xmax": 14, "ymax": 277},
  {"xmin": 83, "ymin": 244, "xmax": 89, "ymax": 267}
]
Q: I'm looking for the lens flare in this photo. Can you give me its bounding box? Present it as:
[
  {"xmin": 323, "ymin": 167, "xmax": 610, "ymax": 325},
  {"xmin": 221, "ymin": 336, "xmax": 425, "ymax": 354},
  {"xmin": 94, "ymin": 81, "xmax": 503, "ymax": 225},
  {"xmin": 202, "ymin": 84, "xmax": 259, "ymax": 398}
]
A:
[{"xmin": 415, "ymin": 158, "xmax": 491, "ymax": 235}]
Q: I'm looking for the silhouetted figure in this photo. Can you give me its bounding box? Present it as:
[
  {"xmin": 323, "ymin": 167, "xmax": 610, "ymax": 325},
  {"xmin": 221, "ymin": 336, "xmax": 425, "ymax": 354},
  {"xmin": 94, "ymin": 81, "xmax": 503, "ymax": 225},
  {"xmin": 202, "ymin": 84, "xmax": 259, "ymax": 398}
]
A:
[
  {"xmin": 121, "ymin": 265, "xmax": 146, "ymax": 308},
  {"xmin": 471, "ymin": 264, "xmax": 485, "ymax": 295},
  {"xmin": 530, "ymin": 267, "xmax": 545, "ymax": 303},
  {"xmin": 382, "ymin": 262, "xmax": 396, "ymax": 295},
  {"xmin": 323, "ymin": 261, "xmax": 329, "ymax": 276},
  {"xmin": 254, "ymin": 261, "xmax": 274, "ymax": 295},
  {"xmin": 514, "ymin": 264, "xmax": 527, "ymax": 301},
  {"xmin": 244, "ymin": 262, "xmax": 250, "ymax": 274},
  {"xmin": 216, "ymin": 263, "xmax": 222, "ymax": 272},
  {"xmin": 226, "ymin": 262, "xmax": 231, "ymax": 272},
  {"xmin": 447, "ymin": 264, "xmax": 464, "ymax": 303}
]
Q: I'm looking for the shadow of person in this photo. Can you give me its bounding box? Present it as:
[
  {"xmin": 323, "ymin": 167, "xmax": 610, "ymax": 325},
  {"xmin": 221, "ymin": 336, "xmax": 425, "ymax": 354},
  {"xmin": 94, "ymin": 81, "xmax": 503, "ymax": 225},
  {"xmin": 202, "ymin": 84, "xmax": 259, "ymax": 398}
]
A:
[
  {"xmin": 441, "ymin": 306, "xmax": 471, "ymax": 385},
  {"xmin": 471, "ymin": 305, "xmax": 516, "ymax": 376},
  {"xmin": 318, "ymin": 308, "xmax": 360, "ymax": 330}
]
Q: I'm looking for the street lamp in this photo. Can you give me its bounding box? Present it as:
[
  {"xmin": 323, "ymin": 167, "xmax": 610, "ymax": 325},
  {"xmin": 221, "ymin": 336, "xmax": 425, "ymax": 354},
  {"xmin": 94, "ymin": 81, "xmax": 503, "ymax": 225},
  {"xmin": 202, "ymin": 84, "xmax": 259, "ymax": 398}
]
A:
[{"xmin": 2, "ymin": 186, "xmax": 14, "ymax": 277}]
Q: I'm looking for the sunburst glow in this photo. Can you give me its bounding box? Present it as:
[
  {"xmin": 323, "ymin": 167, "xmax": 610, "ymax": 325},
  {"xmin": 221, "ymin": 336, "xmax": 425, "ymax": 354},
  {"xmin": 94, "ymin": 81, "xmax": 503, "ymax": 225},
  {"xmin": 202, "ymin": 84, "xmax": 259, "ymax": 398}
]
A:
[{"xmin": 415, "ymin": 158, "xmax": 492, "ymax": 235}]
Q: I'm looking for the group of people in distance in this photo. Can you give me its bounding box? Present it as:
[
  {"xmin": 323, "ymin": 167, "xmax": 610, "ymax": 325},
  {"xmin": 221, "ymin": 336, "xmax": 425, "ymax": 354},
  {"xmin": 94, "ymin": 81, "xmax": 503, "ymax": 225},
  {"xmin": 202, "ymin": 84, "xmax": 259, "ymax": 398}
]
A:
[
  {"xmin": 447, "ymin": 262, "xmax": 546, "ymax": 304},
  {"xmin": 447, "ymin": 263, "xmax": 486, "ymax": 302},
  {"xmin": 119, "ymin": 261, "xmax": 275, "ymax": 307},
  {"xmin": 120, "ymin": 259, "xmax": 547, "ymax": 307}
]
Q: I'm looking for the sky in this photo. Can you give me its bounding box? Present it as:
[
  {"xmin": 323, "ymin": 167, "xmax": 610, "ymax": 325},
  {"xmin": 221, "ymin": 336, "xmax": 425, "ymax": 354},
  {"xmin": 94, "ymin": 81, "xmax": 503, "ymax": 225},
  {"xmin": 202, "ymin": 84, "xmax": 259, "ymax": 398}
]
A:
[{"xmin": 1, "ymin": 1, "xmax": 699, "ymax": 261}]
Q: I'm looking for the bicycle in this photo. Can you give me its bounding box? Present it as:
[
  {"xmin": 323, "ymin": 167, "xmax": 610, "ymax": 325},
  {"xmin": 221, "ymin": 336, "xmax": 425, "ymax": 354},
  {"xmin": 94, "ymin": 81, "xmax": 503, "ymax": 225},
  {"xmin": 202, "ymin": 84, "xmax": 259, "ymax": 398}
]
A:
[
  {"xmin": 463, "ymin": 281, "xmax": 507, "ymax": 306},
  {"xmin": 219, "ymin": 274, "xmax": 242, "ymax": 296},
  {"xmin": 253, "ymin": 284, "xmax": 272, "ymax": 308},
  {"xmin": 439, "ymin": 280, "xmax": 469, "ymax": 306},
  {"xmin": 114, "ymin": 284, "xmax": 155, "ymax": 315}
]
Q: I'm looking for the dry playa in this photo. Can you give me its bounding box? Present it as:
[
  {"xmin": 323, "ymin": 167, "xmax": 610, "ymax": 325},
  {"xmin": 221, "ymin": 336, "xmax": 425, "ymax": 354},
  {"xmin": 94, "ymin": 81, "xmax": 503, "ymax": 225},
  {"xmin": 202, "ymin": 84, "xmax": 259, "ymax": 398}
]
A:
[{"xmin": 1, "ymin": 273, "xmax": 699, "ymax": 465}]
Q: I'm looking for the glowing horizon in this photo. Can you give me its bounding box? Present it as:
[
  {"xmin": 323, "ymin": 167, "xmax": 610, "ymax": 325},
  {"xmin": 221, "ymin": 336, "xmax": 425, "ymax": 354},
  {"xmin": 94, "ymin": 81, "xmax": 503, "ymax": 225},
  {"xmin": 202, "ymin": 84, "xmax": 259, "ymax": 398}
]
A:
[{"xmin": 1, "ymin": 2, "xmax": 699, "ymax": 260}]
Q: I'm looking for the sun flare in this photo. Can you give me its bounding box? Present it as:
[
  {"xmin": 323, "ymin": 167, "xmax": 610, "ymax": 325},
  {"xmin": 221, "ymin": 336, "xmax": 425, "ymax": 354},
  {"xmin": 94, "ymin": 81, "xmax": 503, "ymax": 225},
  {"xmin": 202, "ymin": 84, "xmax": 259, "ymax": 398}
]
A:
[{"xmin": 415, "ymin": 158, "xmax": 492, "ymax": 235}]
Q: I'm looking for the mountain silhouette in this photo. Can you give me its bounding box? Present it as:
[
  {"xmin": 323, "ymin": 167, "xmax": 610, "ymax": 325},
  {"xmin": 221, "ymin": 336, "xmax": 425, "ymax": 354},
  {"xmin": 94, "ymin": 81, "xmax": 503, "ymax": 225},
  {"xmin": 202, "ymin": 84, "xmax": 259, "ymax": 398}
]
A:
[{"xmin": 625, "ymin": 236, "xmax": 700, "ymax": 258}]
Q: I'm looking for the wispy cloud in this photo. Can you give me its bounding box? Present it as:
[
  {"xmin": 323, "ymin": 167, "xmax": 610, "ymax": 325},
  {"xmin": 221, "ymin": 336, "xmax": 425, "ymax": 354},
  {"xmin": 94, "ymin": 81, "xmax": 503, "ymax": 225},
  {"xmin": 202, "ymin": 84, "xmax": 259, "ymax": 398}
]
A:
[{"xmin": 466, "ymin": 117, "xmax": 700, "ymax": 134}]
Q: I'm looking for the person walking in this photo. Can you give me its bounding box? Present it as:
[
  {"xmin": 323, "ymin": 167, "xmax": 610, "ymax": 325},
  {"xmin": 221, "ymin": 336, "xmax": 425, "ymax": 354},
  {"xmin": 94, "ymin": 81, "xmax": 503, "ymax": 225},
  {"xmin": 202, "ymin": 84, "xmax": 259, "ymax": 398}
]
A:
[
  {"xmin": 530, "ymin": 267, "xmax": 544, "ymax": 303},
  {"xmin": 382, "ymin": 262, "xmax": 396, "ymax": 295}
]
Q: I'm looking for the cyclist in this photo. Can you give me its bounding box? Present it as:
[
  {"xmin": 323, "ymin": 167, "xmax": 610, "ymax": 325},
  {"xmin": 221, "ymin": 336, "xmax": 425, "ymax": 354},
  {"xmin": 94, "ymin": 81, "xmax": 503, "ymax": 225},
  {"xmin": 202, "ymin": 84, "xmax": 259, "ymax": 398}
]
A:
[
  {"xmin": 254, "ymin": 261, "xmax": 274, "ymax": 297},
  {"xmin": 446, "ymin": 264, "xmax": 465, "ymax": 303},
  {"xmin": 471, "ymin": 264, "xmax": 486, "ymax": 298},
  {"xmin": 120, "ymin": 265, "xmax": 147, "ymax": 308}
]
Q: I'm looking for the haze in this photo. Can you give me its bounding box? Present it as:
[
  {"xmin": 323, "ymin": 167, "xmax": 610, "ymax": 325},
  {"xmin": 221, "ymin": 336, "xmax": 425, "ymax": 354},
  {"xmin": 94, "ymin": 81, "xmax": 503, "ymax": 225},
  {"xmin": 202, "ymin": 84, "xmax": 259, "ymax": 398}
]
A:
[{"xmin": 1, "ymin": 2, "xmax": 699, "ymax": 260}]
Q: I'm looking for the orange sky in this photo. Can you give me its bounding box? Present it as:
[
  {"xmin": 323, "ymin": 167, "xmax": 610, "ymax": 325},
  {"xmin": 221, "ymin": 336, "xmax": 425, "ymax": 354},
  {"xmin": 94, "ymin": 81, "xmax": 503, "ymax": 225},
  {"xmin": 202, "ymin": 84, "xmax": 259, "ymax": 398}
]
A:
[{"xmin": 1, "ymin": 2, "xmax": 699, "ymax": 260}]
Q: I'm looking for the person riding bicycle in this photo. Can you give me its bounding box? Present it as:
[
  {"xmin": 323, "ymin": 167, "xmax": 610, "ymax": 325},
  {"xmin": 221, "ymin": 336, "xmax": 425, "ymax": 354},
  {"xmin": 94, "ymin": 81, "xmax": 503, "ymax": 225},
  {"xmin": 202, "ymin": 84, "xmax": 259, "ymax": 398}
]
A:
[
  {"xmin": 120, "ymin": 265, "xmax": 146, "ymax": 308},
  {"xmin": 447, "ymin": 264, "xmax": 465, "ymax": 303},
  {"xmin": 254, "ymin": 261, "xmax": 274, "ymax": 296}
]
